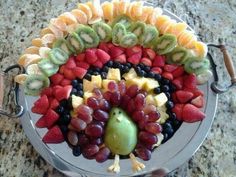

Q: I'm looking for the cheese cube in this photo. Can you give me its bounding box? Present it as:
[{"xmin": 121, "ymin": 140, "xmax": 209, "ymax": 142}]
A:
[
  {"xmin": 154, "ymin": 92, "xmax": 168, "ymax": 107},
  {"xmin": 91, "ymin": 75, "xmax": 102, "ymax": 88},
  {"xmin": 107, "ymin": 68, "xmax": 121, "ymax": 81},
  {"xmin": 72, "ymin": 95, "xmax": 83, "ymax": 109}
]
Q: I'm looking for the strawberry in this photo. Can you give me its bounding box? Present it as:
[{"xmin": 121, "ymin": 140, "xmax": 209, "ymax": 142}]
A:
[
  {"xmin": 182, "ymin": 104, "xmax": 205, "ymax": 123},
  {"xmin": 183, "ymin": 88, "xmax": 204, "ymax": 98},
  {"xmin": 50, "ymin": 73, "xmax": 64, "ymax": 85},
  {"xmin": 65, "ymin": 57, "xmax": 76, "ymax": 69},
  {"xmin": 151, "ymin": 67, "xmax": 162, "ymax": 74},
  {"xmin": 191, "ymin": 95, "xmax": 204, "ymax": 108},
  {"xmin": 162, "ymin": 72, "xmax": 173, "ymax": 80},
  {"xmin": 176, "ymin": 90, "xmax": 194, "ymax": 103},
  {"xmin": 60, "ymin": 79, "xmax": 71, "ymax": 86},
  {"xmin": 172, "ymin": 104, "xmax": 184, "ymax": 121},
  {"xmin": 64, "ymin": 68, "xmax": 76, "ymax": 80},
  {"xmin": 92, "ymin": 60, "xmax": 103, "ymax": 68},
  {"xmin": 114, "ymin": 54, "xmax": 126, "ymax": 63},
  {"xmin": 96, "ymin": 49, "xmax": 110, "ymax": 64},
  {"xmin": 35, "ymin": 116, "xmax": 47, "ymax": 128},
  {"xmin": 52, "ymin": 85, "xmax": 63, "ymax": 97},
  {"xmin": 42, "ymin": 125, "xmax": 64, "ymax": 144},
  {"xmin": 172, "ymin": 66, "xmax": 184, "ymax": 78},
  {"xmin": 127, "ymin": 52, "xmax": 142, "ymax": 65},
  {"xmin": 163, "ymin": 64, "xmax": 178, "ymax": 72},
  {"xmin": 76, "ymin": 61, "xmax": 90, "ymax": 70},
  {"xmin": 85, "ymin": 48, "xmax": 98, "ymax": 64},
  {"xmin": 55, "ymin": 85, "xmax": 72, "ymax": 101},
  {"xmin": 31, "ymin": 95, "xmax": 49, "ymax": 114},
  {"xmin": 50, "ymin": 98, "xmax": 59, "ymax": 110},
  {"xmin": 172, "ymin": 77, "xmax": 184, "ymax": 90},
  {"xmin": 44, "ymin": 109, "xmax": 59, "ymax": 128},
  {"xmin": 109, "ymin": 46, "xmax": 124, "ymax": 58},
  {"xmin": 171, "ymin": 92, "xmax": 178, "ymax": 103},
  {"xmin": 59, "ymin": 65, "xmax": 65, "ymax": 74},
  {"xmin": 152, "ymin": 55, "xmax": 165, "ymax": 67},
  {"xmin": 75, "ymin": 53, "xmax": 85, "ymax": 62},
  {"xmin": 140, "ymin": 57, "xmax": 152, "ymax": 66},
  {"xmin": 142, "ymin": 48, "xmax": 156, "ymax": 60},
  {"xmin": 183, "ymin": 73, "xmax": 197, "ymax": 89},
  {"xmin": 126, "ymin": 46, "xmax": 142, "ymax": 57},
  {"xmin": 98, "ymin": 42, "xmax": 110, "ymax": 53},
  {"xmin": 40, "ymin": 87, "xmax": 53, "ymax": 97},
  {"xmin": 73, "ymin": 67, "xmax": 87, "ymax": 79}
]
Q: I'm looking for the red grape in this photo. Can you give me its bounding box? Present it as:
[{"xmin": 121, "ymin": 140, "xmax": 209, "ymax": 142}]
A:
[
  {"xmin": 138, "ymin": 89, "xmax": 147, "ymax": 97},
  {"xmin": 95, "ymin": 147, "xmax": 110, "ymax": 163},
  {"xmin": 132, "ymin": 110, "xmax": 145, "ymax": 122},
  {"xmin": 77, "ymin": 113, "xmax": 93, "ymax": 124},
  {"xmin": 108, "ymin": 81, "xmax": 118, "ymax": 92},
  {"xmin": 67, "ymin": 130, "xmax": 78, "ymax": 146},
  {"xmin": 99, "ymin": 99, "xmax": 110, "ymax": 111},
  {"xmin": 77, "ymin": 134, "xmax": 89, "ymax": 146},
  {"xmin": 93, "ymin": 109, "xmax": 109, "ymax": 122},
  {"xmin": 90, "ymin": 137, "xmax": 103, "ymax": 145},
  {"xmin": 148, "ymin": 111, "xmax": 160, "ymax": 122},
  {"xmin": 87, "ymin": 97, "xmax": 100, "ymax": 110},
  {"xmin": 145, "ymin": 122, "xmax": 162, "ymax": 134},
  {"xmin": 82, "ymin": 144, "xmax": 99, "ymax": 159},
  {"xmin": 135, "ymin": 147, "xmax": 151, "ymax": 161},
  {"xmin": 138, "ymin": 115, "xmax": 148, "ymax": 129},
  {"xmin": 143, "ymin": 104, "xmax": 156, "ymax": 114},
  {"xmin": 70, "ymin": 118, "xmax": 87, "ymax": 131},
  {"xmin": 126, "ymin": 85, "xmax": 139, "ymax": 98},
  {"xmin": 134, "ymin": 93, "xmax": 146, "ymax": 110},
  {"xmin": 118, "ymin": 80, "xmax": 126, "ymax": 95},
  {"xmin": 103, "ymin": 91, "xmax": 112, "ymax": 101},
  {"xmin": 120, "ymin": 94, "xmax": 131, "ymax": 109},
  {"xmin": 85, "ymin": 123, "xmax": 104, "ymax": 137},
  {"xmin": 110, "ymin": 92, "xmax": 121, "ymax": 106},
  {"xmin": 93, "ymin": 88, "xmax": 103, "ymax": 99},
  {"xmin": 126, "ymin": 99, "xmax": 135, "ymax": 114},
  {"xmin": 138, "ymin": 131, "xmax": 157, "ymax": 145}
]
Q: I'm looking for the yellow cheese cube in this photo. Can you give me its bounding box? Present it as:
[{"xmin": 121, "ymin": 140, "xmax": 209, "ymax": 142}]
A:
[
  {"xmin": 122, "ymin": 68, "xmax": 137, "ymax": 80},
  {"xmin": 83, "ymin": 92, "xmax": 94, "ymax": 103},
  {"xmin": 143, "ymin": 78, "xmax": 159, "ymax": 92},
  {"xmin": 91, "ymin": 75, "xmax": 102, "ymax": 88},
  {"xmin": 107, "ymin": 68, "xmax": 121, "ymax": 81},
  {"xmin": 154, "ymin": 92, "xmax": 168, "ymax": 107},
  {"xmin": 83, "ymin": 79, "xmax": 94, "ymax": 92},
  {"xmin": 102, "ymin": 79, "xmax": 114, "ymax": 91},
  {"xmin": 72, "ymin": 95, "xmax": 83, "ymax": 109}
]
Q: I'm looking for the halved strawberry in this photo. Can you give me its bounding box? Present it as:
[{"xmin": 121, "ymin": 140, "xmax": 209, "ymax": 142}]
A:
[
  {"xmin": 50, "ymin": 98, "xmax": 59, "ymax": 110},
  {"xmin": 114, "ymin": 54, "xmax": 126, "ymax": 63},
  {"xmin": 44, "ymin": 109, "xmax": 59, "ymax": 128},
  {"xmin": 126, "ymin": 46, "xmax": 142, "ymax": 57},
  {"xmin": 52, "ymin": 85, "xmax": 63, "ymax": 97},
  {"xmin": 31, "ymin": 95, "xmax": 49, "ymax": 114},
  {"xmin": 162, "ymin": 72, "xmax": 173, "ymax": 80},
  {"xmin": 65, "ymin": 57, "xmax": 76, "ymax": 69},
  {"xmin": 60, "ymin": 79, "xmax": 71, "ymax": 86},
  {"xmin": 182, "ymin": 104, "xmax": 205, "ymax": 123},
  {"xmin": 98, "ymin": 42, "xmax": 110, "ymax": 53},
  {"xmin": 172, "ymin": 104, "xmax": 184, "ymax": 121},
  {"xmin": 171, "ymin": 92, "xmax": 178, "ymax": 103},
  {"xmin": 163, "ymin": 64, "xmax": 178, "ymax": 72},
  {"xmin": 183, "ymin": 73, "xmax": 197, "ymax": 89},
  {"xmin": 64, "ymin": 68, "xmax": 76, "ymax": 80},
  {"xmin": 140, "ymin": 58, "xmax": 152, "ymax": 66},
  {"xmin": 110, "ymin": 46, "xmax": 124, "ymax": 58},
  {"xmin": 151, "ymin": 67, "xmax": 162, "ymax": 74},
  {"xmin": 75, "ymin": 53, "xmax": 85, "ymax": 62},
  {"xmin": 142, "ymin": 48, "xmax": 156, "ymax": 60},
  {"xmin": 35, "ymin": 116, "xmax": 47, "ymax": 128},
  {"xmin": 59, "ymin": 65, "xmax": 66, "ymax": 74},
  {"xmin": 92, "ymin": 60, "xmax": 103, "ymax": 68},
  {"xmin": 55, "ymin": 85, "xmax": 72, "ymax": 101},
  {"xmin": 40, "ymin": 87, "xmax": 53, "ymax": 97},
  {"xmin": 191, "ymin": 95, "xmax": 204, "ymax": 108},
  {"xmin": 96, "ymin": 49, "xmax": 110, "ymax": 64},
  {"xmin": 176, "ymin": 90, "xmax": 194, "ymax": 103},
  {"xmin": 76, "ymin": 61, "xmax": 90, "ymax": 70},
  {"xmin": 152, "ymin": 55, "xmax": 165, "ymax": 67},
  {"xmin": 172, "ymin": 77, "xmax": 184, "ymax": 90},
  {"xmin": 172, "ymin": 66, "xmax": 184, "ymax": 78},
  {"xmin": 50, "ymin": 73, "xmax": 64, "ymax": 85},
  {"xmin": 42, "ymin": 125, "xmax": 64, "ymax": 144},
  {"xmin": 183, "ymin": 88, "xmax": 204, "ymax": 98},
  {"xmin": 127, "ymin": 52, "xmax": 142, "ymax": 65},
  {"xmin": 85, "ymin": 48, "xmax": 98, "ymax": 64},
  {"xmin": 73, "ymin": 67, "xmax": 87, "ymax": 79}
]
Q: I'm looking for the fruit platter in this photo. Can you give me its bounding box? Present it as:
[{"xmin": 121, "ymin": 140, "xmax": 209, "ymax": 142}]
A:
[{"xmin": 1, "ymin": 0, "xmax": 225, "ymax": 176}]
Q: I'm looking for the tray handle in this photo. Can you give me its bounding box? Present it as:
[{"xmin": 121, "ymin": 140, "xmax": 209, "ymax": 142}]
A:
[
  {"xmin": 0, "ymin": 64, "xmax": 24, "ymax": 117},
  {"xmin": 208, "ymin": 42, "xmax": 236, "ymax": 93}
]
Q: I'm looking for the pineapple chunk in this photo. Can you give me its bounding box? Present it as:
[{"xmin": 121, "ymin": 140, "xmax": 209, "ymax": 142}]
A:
[
  {"xmin": 154, "ymin": 92, "xmax": 168, "ymax": 107},
  {"xmin": 83, "ymin": 79, "xmax": 94, "ymax": 92},
  {"xmin": 102, "ymin": 79, "xmax": 114, "ymax": 91},
  {"xmin": 146, "ymin": 95, "xmax": 155, "ymax": 105},
  {"xmin": 107, "ymin": 68, "xmax": 121, "ymax": 81},
  {"xmin": 125, "ymin": 77, "xmax": 146, "ymax": 89},
  {"xmin": 122, "ymin": 68, "xmax": 137, "ymax": 81},
  {"xmin": 143, "ymin": 78, "xmax": 159, "ymax": 92},
  {"xmin": 91, "ymin": 75, "xmax": 102, "ymax": 88},
  {"xmin": 83, "ymin": 92, "xmax": 94, "ymax": 103},
  {"xmin": 72, "ymin": 95, "xmax": 83, "ymax": 109}
]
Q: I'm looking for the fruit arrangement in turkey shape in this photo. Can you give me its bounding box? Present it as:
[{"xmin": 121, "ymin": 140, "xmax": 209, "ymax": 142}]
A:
[{"xmin": 15, "ymin": 0, "xmax": 212, "ymax": 173}]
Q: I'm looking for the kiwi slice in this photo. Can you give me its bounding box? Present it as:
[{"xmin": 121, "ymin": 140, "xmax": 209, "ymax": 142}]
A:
[
  {"xmin": 112, "ymin": 23, "xmax": 127, "ymax": 45},
  {"xmin": 92, "ymin": 22, "xmax": 112, "ymax": 42},
  {"xmin": 141, "ymin": 25, "xmax": 159, "ymax": 48},
  {"xmin": 53, "ymin": 38, "xmax": 75, "ymax": 55},
  {"xmin": 67, "ymin": 32, "xmax": 85, "ymax": 54},
  {"xmin": 184, "ymin": 57, "xmax": 210, "ymax": 75},
  {"xmin": 48, "ymin": 48, "xmax": 69, "ymax": 65},
  {"xmin": 167, "ymin": 46, "xmax": 189, "ymax": 65},
  {"xmin": 154, "ymin": 34, "xmax": 177, "ymax": 55},
  {"xmin": 38, "ymin": 58, "xmax": 59, "ymax": 77},
  {"xmin": 111, "ymin": 15, "xmax": 132, "ymax": 29},
  {"xmin": 24, "ymin": 74, "xmax": 50, "ymax": 96},
  {"xmin": 130, "ymin": 21, "xmax": 146, "ymax": 42},
  {"xmin": 120, "ymin": 33, "xmax": 138, "ymax": 48},
  {"xmin": 76, "ymin": 25, "xmax": 99, "ymax": 48}
]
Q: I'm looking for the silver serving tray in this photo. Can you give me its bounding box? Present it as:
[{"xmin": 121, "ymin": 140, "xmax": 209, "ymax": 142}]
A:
[{"xmin": 17, "ymin": 9, "xmax": 218, "ymax": 177}]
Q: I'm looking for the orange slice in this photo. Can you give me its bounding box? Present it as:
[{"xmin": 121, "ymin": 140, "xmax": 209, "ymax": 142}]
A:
[
  {"xmin": 126, "ymin": 2, "xmax": 136, "ymax": 20},
  {"xmin": 40, "ymin": 27, "xmax": 53, "ymax": 37},
  {"xmin": 86, "ymin": 1, "xmax": 103, "ymax": 18},
  {"xmin": 71, "ymin": 9, "xmax": 88, "ymax": 24},
  {"xmin": 14, "ymin": 74, "xmax": 28, "ymax": 85},
  {"xmin": 39, "ymin": 47, "xmax": 51, "ymax": 58},
  {"xmin": 117, "ymin": 1, "xmax": 129, "ymax": 15},
  {"xmin": 78, "ymin": 3, "xmax": 93, "ymax": 20},
  {"xmin": 24, "ymin": 46, "xmax": 39, "ymax": 54},
  {"xmin": 88, "ymin": 16, "xmax": 102, "ymax": 25},
  {"xmin": 101, "ymin": 1, "xmax": 114, "ymax": 21},
  {"xmin": 178, "ymin": 30, "xmax": 197, "ymax": 48},
  {"xmin": 32, "ymin": 38, "xmax": 43, "ymax": 47},
  {"xmin": 41, "ymin": 33, "xmax": 56, "ymax": 46},
  {"xmin": 58, "ymin": 12, "xmax": 77, "ymax": 25},
  {"xmin": 194, "ymin": 41, "xmax": 208, "ymax": 58},
  {"xmin": 112, "ymin": 0, "xmax": 120, "ymax": 17},
  {"xmin": 131, "ymin": 1, "xmax": 144, "ymax": 18},
  {"xmin": 18, "ymin": 54, "xmax": 41, "ymax": 67},
  {"xmin": 169, "ymin": 22, "xmax": 188, "ymax": 37},
  {"xmin": 148, "ymin": 7, "xmax": 163, "ymax": 25},
  {"xmin": 50, "ymin": 18, "xmax": 67, "ymax": 32},
  {"xmin": 159, "ymin": 20, "xmax": 176, "ymax": 34},
  {"xmin": 48, "ymin": 24, "xmax": 64, "ymax": 38},
  {"xmin": 155, "ymin": 15, "xmax": 170, "ymax": 30},
  {"xmin": 137, "ymin": 6, "xmax": 153, "ymax": 22}
]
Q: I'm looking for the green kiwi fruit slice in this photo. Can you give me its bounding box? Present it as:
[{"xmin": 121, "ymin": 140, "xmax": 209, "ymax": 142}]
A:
[
  {"xmin": 154, "ymin": 34, "xmax": 177, "ymax": 55},
  {"xmin": 92, "ymin": 22, "xmax": 112, "ymax": 42},
  {"xmin": 111, "ymin": 15, "xmax": 132, "ymax": 29},
  {"xmin": 24, "ymin": 74, "xmax": 50, "ymax": 96},
  {"xmin": 184, "ymin": 57, "xmax": 210, "ymax": 75},
  {"xmin": 120, "ymin": 33, "xmax": 138, "ymax": 48},
  {"xmin": 167, "ymin": 46, "xmax": 189, "ymax": 65},
  {"xmin": 53, "ymin": 38, "xmax": 75, "ymax": 55},
  {"xmin": 112, "ymin": 23, "xmax": 127, "ymax": 45},
  {"xmin": 76, "ymin": 25, "xmax": 99, "ymax": 48},
  {"xmin": 67, "ymin": 32, "xmax": 85, "ymax": 54},
  {"xmin": 141, "ymin": 25, "xmax": 159, "ymax": 48},
  {"xmin": 130, "ymin": 21, "xmax": 146, "ymax": 42},
  {"xmin": 38, "ymin": 58, "xmax": 59, "ymax": 77},
  {"xmin": 48, "ymin": 48, "xmax": 69, "ymax": 65}
]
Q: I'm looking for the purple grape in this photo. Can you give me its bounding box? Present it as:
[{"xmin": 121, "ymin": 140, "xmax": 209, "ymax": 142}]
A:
[
  {"xmin": 93, "ymin": 109, "xmax": 109, "ymax": 122},
  {"xmin": 95, "ymin": 147, "xmax": 110, "ymax": 163},
  {"xmin": 82, "ymin": 144, "xmax": 99, "ymax": 159},
  {"xmin": 135, "ymin": 147, "xmax": 151, "ymax": 161},
  {"xmin": 85, "ymin": 123, "xmax": 104, "ymax": 137},
  {"xmin": 138, "ymin": 131, "xmax": 158, "ymax": 145}
]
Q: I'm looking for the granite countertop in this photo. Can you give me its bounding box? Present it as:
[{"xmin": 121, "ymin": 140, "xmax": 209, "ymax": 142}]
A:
[{"xmin": 0, "ymin": 0, "xmax": 236, "ymax": 176}]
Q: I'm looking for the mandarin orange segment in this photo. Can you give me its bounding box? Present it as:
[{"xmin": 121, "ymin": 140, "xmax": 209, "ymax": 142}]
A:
[
  {"xmin": 117, "ymin": 1, "xmax": 129, "ymax": 15},
  {"xmin": 170, "ymin": 22, "xmax": 188, "ymax": 37},
  {"xmin": 41, "ymin": 33, "xmax": 56, "ymax": 46},
  {"xmin": 137, "ymin": 6, "xmax": 152, "ymax": 22},
  {"xmin": 178, "ymin": 30, "xmax": 197, "ymax": 48},
  {"xmin": 78, "ymin": 3, "xmax": 93, "ymax": 20},
  {"xmin": 125, "ymin": 2, "xmax": 136, "ymax": 20},
  {"xmin": 40, "ymin": 27, "xmax": 53, "ymax": 37},
  {"xmin": 131, "ymin": 1, "xmax": 144, "ymax": 18},
  {"xmin": 32, "ymin": 38, "xmax": 43, "ymax": 47},
  {"xmin": 71, "ymin": 9, "xmax": 88, "ymax": 24},
  {"xmin": 48, "ymin": 24, "xmax": 64, "ymax": 39},
  {"xmin": 39, "ymin": 47, "xmax": 51, "ymax": 58},
  {"xmin": 194, "ymin": 41, "xmax": 208, "ymax": 58},
  {"xmin": 155, "ymin": 15, "xmax": 170, "ymax": 30},
  {"xmin": 67, "ymin": 24, "xmax": 80, "ymax": 34},
  {"xmin": 86, "ymin": 1, "xmax": 103, "ymax": 18},
  {"xmin": 112, "ymin": 0, "xmax": 120, "ymax": 17},
  {"xmin": 58, "ymin": 12, "xmax": 78, "ymax": 25},
  {"xmin": 50, "ymin": 18, "xmax": 67, "ymax": 32},
  {"xmin": 18, "ymin": 54, "xmax": 41, "ymax": 67},
  {"xmin": 159, "ymin": 20, "xmax": 176, "ymax": 34},
  {"xmin": 101, "ymin": 1, "xmax": 114, "ymax": 21},
  {"xmin": 147, "ymin": 7, "xmax": 163, "ymax": 25},
  {"xmin": 14, "ymin": 74, "xmax": 28, "ymax": 85},
  {"xmin": 24, "ymin": 46, "xmax": 39, "ymax": 54}
]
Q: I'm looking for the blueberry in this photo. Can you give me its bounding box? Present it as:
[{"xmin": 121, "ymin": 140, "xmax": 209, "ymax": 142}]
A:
[
  {"xmin": 59, "ymin": 113, "xmax": 71, "ymax": 125},
  {"xmin": 123, "ymin": 66, "xmax": 130, "ymax": 73},
  {"xmin": 168, "ymin": 112, "xmax": 177, "ymax": 120},
  {"xmin": 137, "ymin": 70, "xmax": 146, "ymax": 77},
  {"xmin": 77, "ymin": 90, "xmax": 84, "ymax": 97},
  {"xmin": 153, "ymin": 87, "xmax": 161, "ymax": 94},
  {"xmin": 126, "ymin": 63, "xmax": 132, "ymax": 68},
  {"xmin": 101, "ymin": 72, "xmax": 107, "ymax": 79},
  {"xmin": 71, "ymin": 88, "xmax": 78, "ymax": 95},
  {"xmin": 71, "ymin": 80, "xmax": 79, "ymax": 88},
  {"xmin": 84, "ymin": 73, "xmax": 91, "ymax": 80},
  {"xmin": 113, "ymin": 61, "xmax": 120, "ymax": 68},
  {"xmin": 164, "ymin": 127, "xmax": 174, "ymax": 137},
  {"xmin": 147, "ymin": 72, "xmax": 155, "ymax": 78},
  {"xmin": 154, "ymin": 74, "xmax": 162, "ymax": 81},
  {"xmin": 72, "ymin": 146, "xmax": 81, "ymax": 156},
  {"xmin": 106, "ymin": 61, "xmax": 113, "ymax": 67},
  {"xmin": 161, "ymin": 78, "xmax": 170, "ymax": 85},
  {"xmin": 59, "ymin": 125, "xmax": 68, "ymax": 137},
  {"xmin": 93, "ymin": 71, "xmax": 99, "ymax": 76},
  {"xmin": 172, "ymin": 119, "xmax": 182, "ymax": 130},
  {"xmin": 119, "ymin": 64, "xmax": 124, "ymax": 71},
  {"xmin": 169, "ymin": 84, "xmax": 176, "ymax": 92},
  {"xmin": 56, "ymin": 106, "xmax": 64, "ymax": 114},
  {"xmin": 93, "ymin": 68, "xmax": 100, "ymax": 72},
  {"xmin": 165, "ymin": 92, "xmax": 171, "ymax": 100},
  {"xmin": 102, "ymin": 66, "xmax": 109, "ymax": 73},
  {"xmin": 161, "ymin": 133, "xmax": 169, "ymax": 144},
  {"xmin": 161, "ymin": 85, "xmax": 170, "ymax": 92},
  {"xmin": 77, "ymin": 83, "xmax": 83, "ymax": 90},
  {"xmin": 143, "ymin": 65, "xmax": 150, "ymax": 72},
  {"xmin": 166, "ymin": 101, "xmax": 174, "ymax": 109},
  {"xmin": 60, "ymin": 99, "xmax": 69, "ymax": 108},
  {"xmin": 162, "ymin": 122, "xmax": 172, "ymax": 130}
]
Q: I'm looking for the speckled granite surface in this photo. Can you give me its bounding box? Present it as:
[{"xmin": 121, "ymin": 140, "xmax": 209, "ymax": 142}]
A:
[{"xmin": 0, "ymin": 0, "xmax": 236, "ymax": 177}]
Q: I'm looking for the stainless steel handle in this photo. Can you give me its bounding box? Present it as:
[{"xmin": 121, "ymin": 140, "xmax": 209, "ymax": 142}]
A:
[{"xmin": 0, "ymin": 64, "xmax": 24, "ymax": 117}]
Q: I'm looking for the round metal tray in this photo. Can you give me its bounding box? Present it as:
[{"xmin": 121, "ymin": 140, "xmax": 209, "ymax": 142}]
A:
[{"xmin": 17, "ymin": 9, "xmax": 218, "ymax": 177}]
